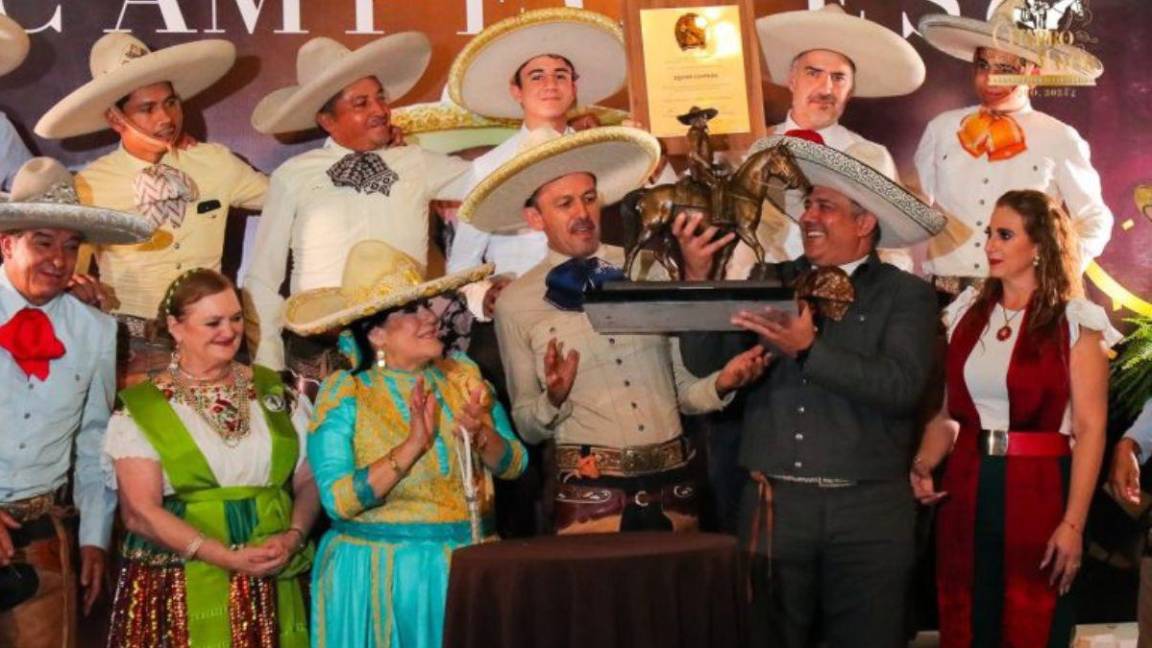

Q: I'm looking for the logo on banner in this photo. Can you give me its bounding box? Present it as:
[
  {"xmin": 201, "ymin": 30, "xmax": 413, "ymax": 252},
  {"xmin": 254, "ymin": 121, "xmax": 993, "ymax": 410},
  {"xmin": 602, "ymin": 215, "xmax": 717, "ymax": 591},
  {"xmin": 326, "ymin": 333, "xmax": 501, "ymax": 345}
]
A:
[{"xmin": 989, "ymin": 0, "xmax": 1099, "ymax": 87}]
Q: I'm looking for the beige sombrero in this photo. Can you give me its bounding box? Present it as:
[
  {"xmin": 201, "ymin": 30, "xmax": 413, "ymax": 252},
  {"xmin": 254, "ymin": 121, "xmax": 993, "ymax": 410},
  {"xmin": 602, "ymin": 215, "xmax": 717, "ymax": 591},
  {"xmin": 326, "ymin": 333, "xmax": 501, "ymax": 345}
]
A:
[
  {"xmin": 251, "ymin": 33, "xmax": 431, "ymax": 135},
  {"xmin": 457, "ymin": 126, "xmax": 661, "ymax": 234},
  {"xmin": 35, "ymin": 33, "xmax": 235, "ymax": 139},
  {"xmin": 0, "ymin": 157, "xmax": 154, "ymax": 244},
  {"xmin": 749, "ymin": 136, "xmax": 945, "ymax": 247},
  {"xmin": 919, "ymin": 0, "xmax": 1103, "ymax": 79},
  {"xmin": 0, "ymin": 14, "xmax": 29, "ymax": 77},
  {"xmin": 448, "ymin": 8, "xmax": 625, "ymax": 120},
  {"xmin": 756, "ymin": 4, "xmax": 925, "ymax": 98},
  {"xmin": 284, "ymin": 240, "xmax": 493, "ymax": 336}
]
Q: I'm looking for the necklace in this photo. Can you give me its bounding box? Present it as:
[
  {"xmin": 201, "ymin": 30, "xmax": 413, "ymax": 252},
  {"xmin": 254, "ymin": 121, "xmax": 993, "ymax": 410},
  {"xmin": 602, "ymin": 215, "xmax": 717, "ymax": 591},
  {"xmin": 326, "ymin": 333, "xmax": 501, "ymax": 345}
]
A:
[
  {"xmin": 995, "ymin": 304, "xmax": 1025, "ymax": 341},
  {"xmin": 168, "ymin": 362, "xmax": 252, "ymax": 447}
]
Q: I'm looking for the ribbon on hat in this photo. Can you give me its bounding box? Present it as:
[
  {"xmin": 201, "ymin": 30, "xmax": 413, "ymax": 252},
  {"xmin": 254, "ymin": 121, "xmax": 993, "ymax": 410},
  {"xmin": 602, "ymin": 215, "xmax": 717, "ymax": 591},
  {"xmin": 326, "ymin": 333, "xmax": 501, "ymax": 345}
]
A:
[
  {"xmin": 133, "ymin": 163, "xmax": 200, "ymax": 228},
  {"xmin": 544, "ymin": 257, "xmax": 625, "ymax": 312},
  {"xmin": 795, "ymin": 266, "xmax": 855, "ymax": 322},
  {"xmin": 784, "ymin": 129, "xmax": 826, "ymax": 146},
  {"xmin": 327, "ymin": 152, "xmax": 400, "ymax": 196},
  {"xmin": 0, "ymin": 308, "xmax": 66, "ymax": 381},
  {"xmin": 956, "ymin": 109, "xmax": 1027, "ymax": 161}
]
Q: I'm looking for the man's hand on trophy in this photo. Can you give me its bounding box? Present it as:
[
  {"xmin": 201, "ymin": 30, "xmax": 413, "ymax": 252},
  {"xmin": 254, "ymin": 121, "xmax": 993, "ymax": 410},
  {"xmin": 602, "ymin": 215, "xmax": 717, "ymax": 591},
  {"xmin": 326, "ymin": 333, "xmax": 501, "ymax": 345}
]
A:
[
  {"xmin": 671, "ymin": 210, "xmax": 734, "ymax": 280},
  {"xmin": 544, "ymin": 337, "xmax": 580, "ymax": 408}
]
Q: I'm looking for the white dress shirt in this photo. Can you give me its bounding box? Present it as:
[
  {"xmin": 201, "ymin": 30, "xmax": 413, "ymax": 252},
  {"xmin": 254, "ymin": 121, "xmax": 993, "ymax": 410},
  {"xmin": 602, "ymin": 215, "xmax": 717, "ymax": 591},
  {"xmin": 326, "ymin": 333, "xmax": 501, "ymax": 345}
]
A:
[
  {"xmin": 0, "ymin": 272, "xmax": 117, "ymax": 548},
  {"xmin": 243, "ymin": 139, "xmax": 471, "ymax": 370},
  {"xmin": 915, "ymin": 103, "xmax": 1113, "ymax": 278}
]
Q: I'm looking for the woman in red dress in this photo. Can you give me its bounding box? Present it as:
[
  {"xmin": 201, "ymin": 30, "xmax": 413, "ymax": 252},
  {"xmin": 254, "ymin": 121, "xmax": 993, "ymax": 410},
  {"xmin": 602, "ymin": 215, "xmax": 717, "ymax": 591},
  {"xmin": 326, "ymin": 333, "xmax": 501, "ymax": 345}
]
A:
[{"xmin": 911, "ymin": 189, "xmax": 1116, "ymax": 647}]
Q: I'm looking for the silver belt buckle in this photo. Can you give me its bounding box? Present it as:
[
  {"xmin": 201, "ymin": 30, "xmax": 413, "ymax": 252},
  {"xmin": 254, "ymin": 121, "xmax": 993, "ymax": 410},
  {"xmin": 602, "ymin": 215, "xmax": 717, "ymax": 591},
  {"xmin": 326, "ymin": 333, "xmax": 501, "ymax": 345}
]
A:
[{"xmin": 982, "ymin": 429, "xmax": 1010, "ymax": 456}]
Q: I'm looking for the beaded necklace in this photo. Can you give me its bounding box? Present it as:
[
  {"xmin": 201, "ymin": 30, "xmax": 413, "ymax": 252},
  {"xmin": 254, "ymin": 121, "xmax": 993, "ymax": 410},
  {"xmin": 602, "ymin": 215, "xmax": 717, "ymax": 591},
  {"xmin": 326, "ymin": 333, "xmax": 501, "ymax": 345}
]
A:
[{"xmin": 168, "ymin": 362, "xmax": 252, "ymax": 447}]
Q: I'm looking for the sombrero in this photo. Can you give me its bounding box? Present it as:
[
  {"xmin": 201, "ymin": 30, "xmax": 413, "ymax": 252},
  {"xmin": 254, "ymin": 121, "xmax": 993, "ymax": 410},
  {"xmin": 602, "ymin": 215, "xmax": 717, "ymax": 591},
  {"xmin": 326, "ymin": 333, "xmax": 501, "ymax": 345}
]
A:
[
  {"xmin": 0, "ymin": 157, "xmax": 155, "ymax": 244},
  {"xmin": 456, "ymin": 126, "xmax": 661, "ymax": 234},
  {"xmin": 755, "ymin": 4, "xmax": 925, "ymax": 98},
  {"xmin": 284, "ymin": 240, "xmax": 493, "ymax": 336},
  {"xmin": 448, "ymin": 7, "xmax": 625, "ymax": 119},
  {"xmin": 748, "ymin": 135, "xmax": 945, "ymax": 247},
  {"xmin": 0, "ymin": 14, "xmax": 29, "ymax": 77},
  {"xmin": 251, "ymin": 33, "xmax": 431, "ymax": 135},
  {"xmin": 35, "ymin": 33, "xmax": 235, "ymax": 139},
  {"xmin": 919, "ymin": 0, "xmax": 1103, "ymax": 79}
]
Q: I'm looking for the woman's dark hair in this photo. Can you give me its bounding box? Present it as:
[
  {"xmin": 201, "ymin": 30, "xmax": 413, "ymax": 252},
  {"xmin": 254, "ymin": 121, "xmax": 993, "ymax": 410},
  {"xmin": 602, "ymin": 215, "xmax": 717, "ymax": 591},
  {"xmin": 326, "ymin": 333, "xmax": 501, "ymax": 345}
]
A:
[
  {"xmin": 348, "ymin": 307, "xmax": 395, "ymax": 375},
  {"xmin": 156, "ymin": 268, "xmax": 237, "ymax": 339},
  {"xmin": 976, "ymin": 189, "xmax": 1082, "ymax": 335},
  {"xmin": 348, "ymin": 295, "xmax": 469, "ymax": 374}
]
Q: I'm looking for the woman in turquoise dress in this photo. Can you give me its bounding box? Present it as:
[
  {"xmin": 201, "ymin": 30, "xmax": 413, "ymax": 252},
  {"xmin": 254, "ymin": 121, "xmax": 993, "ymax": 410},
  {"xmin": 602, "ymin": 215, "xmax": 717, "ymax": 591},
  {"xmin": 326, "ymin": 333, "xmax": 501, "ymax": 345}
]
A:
[{"xmin": 284, "ymin": 240, "xmax": 527, "ymax": 648}]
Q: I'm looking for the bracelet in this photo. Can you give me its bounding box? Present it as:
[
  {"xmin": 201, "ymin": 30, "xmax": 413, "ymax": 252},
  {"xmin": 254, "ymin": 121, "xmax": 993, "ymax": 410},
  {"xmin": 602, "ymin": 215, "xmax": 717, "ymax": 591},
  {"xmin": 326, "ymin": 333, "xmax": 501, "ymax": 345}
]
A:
[
  {"xmin": 284, "ymin": 527, "xmax": 306, "ymax": 551},
  {"xmin": 183, "ymin": 533, "xmax": 206, "ymax": 560},
  {"xmin": 1061, "ymin": 518, "xmax": 1083, "ymax": 533},
  {"xmin": 385, "ymin": 449, "xmax": 408, "ymax": 477}
]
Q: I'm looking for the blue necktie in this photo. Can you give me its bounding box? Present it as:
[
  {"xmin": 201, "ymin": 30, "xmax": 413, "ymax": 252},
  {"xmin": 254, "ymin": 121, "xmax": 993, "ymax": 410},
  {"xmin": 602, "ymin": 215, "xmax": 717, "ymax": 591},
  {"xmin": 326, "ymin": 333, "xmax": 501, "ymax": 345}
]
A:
[{"xmin": 544, "ymin": 257, "xmax": 626, "ymax": 312}]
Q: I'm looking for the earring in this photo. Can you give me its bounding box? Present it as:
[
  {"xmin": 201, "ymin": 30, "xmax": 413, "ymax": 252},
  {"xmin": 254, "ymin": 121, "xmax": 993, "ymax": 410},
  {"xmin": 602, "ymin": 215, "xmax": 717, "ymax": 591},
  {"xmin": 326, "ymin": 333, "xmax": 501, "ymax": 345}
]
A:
[
  {"xmin": 168, "ymin": 347, "xmax": 181, "ymax": 372},
  {"xmin": 375, "ymin": 348, "xmax": 387, "ymax": 369},
  {"xmin": 1032, "ymin": 255, "xmax": 1040, "ymax": 267}
]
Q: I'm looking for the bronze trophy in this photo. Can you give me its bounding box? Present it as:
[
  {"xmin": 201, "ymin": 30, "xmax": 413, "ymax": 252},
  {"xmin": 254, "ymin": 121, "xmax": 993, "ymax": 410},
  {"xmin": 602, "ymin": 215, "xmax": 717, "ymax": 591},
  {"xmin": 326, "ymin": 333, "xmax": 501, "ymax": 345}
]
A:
[{"xmin": 620, "ymin": 106, "xmax": 810, "ymax": 280}]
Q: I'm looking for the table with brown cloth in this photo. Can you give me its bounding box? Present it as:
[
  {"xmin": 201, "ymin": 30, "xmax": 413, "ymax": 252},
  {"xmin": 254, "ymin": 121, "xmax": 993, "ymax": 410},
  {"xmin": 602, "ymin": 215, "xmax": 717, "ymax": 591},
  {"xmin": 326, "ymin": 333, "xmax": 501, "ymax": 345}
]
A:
[{"xmin": 443, "ymin": 531, "xmax": 745, "ymax": 648}]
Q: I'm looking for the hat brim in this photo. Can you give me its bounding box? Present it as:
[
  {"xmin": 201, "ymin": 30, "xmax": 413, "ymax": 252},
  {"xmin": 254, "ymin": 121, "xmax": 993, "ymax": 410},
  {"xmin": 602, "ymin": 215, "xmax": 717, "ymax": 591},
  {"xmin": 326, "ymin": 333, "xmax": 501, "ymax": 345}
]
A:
[
  {"xmin": 0, "ymin": 202, "xmax": 155, "ymax": 245},
  {"xmin": 457, "ymin": 126, "xmax": 661, "ymax": 234},
  {"xmin": 251, "ymin": 32, "xmax": 431, "ymax": 135},
  {"xmin": 749, "ymin": 136, "xmax": 945, "ymax": 247},
  {"xmin": 448, "ymin": 8, "xmax": 626, "ymax": 119},
  {"xmin": 35, "ymin": 40, "xmax": 236, "ymax": 139},
  {"xmin": 756, "ymin": 10, "xmax": 925, "ymax": 97},
  {"xmin": 283, "ymin": 263, "xmax": 494, "ymax": 336},
  {"xmin": 0, "ymin": 14, "xmax": 30, "ymax": 77},
  {"xmin": 918, "ymin": 14, "xmax": 1103, "ymax": 79}
]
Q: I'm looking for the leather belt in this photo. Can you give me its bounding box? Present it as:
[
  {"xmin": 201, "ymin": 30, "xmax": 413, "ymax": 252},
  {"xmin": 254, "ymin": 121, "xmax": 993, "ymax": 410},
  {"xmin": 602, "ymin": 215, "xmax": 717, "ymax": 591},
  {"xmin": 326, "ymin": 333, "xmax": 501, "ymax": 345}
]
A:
[
  {"xmin": 0, "ymin": 492, "xmax": 56, "ymax": 523},
  {"xmin": 556, "ymin": 437, "xmax": 692, "ymax": 478},
  {"xmin": 978, "ymin": 429, "xmax": 1070, "ymax": 457},
  {"xmin": 768, "ymin": 474, "xmax": 856, "ymax": 488}
]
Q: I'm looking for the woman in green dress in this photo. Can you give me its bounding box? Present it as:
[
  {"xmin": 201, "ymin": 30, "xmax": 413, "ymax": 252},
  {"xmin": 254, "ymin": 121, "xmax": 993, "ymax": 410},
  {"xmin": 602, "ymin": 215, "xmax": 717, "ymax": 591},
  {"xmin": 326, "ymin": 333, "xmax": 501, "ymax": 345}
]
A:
[{"xmin": 104, "ymin": 269, "xmax": 319, "ymax": 647}]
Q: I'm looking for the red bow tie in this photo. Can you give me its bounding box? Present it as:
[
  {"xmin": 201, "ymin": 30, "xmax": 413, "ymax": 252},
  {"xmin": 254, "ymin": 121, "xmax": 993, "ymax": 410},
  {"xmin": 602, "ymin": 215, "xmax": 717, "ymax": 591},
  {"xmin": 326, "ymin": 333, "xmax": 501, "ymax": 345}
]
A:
[
  {"xmin": 784, "ymin": 129, "xmax": 826, "ymax": 146},
  {"xmin": 0, "ymin": 308, "xmax": 66, "ymax": 381}
]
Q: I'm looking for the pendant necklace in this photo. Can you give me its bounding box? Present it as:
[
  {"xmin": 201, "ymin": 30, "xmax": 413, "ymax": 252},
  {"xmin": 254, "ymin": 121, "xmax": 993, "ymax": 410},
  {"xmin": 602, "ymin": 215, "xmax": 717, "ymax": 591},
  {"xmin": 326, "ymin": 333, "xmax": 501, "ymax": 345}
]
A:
[{"xmin": 995, "ymin": 303, "xmax": 1025, "ymax": 341}]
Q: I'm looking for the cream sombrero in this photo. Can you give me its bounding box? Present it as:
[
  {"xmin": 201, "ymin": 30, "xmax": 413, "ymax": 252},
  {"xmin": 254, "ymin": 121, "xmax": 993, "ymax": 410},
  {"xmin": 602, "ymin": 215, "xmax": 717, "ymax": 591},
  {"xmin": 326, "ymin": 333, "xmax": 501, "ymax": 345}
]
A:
[
  {"xmin": 457, "ymin": 126, "xmax": 661, "ymax": 234},
  {"xmin": 756, "ymin": 4, "xmax": 925, "ymax": 98},
  {"xmin": 0, "ymin": 14, "xmax": 29, "ymax": 77},
  {"xmin": 35, "ymin": 33, "xmax": 235, "ymax": 139},
  {"xmin": 251, "ymin": 33, "xmax": 431, "ymax": 135},
  {"xmin": 284, "ymin": 240, "xmax": 493, "ymax": 336},
  {"xmin": 0, "ymin": 157, "xmax": 155, "ymax": 244},
  {"xmin": 919, "ymin": 0, "xmax": 1103, "ymax": 79},
  {"xmin": 749, "ymin": 136, "xmax": 945, "ymax": 247},
  {"xmin": 448, "ymin": 8, "xmax": 626, "ymax": 120}
]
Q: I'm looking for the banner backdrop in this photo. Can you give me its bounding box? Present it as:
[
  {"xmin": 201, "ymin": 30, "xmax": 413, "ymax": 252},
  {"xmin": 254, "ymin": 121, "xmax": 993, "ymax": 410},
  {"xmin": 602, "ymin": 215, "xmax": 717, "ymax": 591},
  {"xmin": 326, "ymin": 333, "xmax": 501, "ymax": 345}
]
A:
[{"xmin": 0, "ymin": 0, "xmax": 1147, "ymax": 322}]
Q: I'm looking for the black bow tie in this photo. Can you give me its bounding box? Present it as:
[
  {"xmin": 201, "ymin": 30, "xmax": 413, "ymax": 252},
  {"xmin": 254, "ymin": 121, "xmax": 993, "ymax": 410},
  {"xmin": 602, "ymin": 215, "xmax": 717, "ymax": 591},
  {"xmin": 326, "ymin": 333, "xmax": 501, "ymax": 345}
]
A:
[{"xmin": 327, "ymin": 152, "xmax": 400, "ymax": 196}]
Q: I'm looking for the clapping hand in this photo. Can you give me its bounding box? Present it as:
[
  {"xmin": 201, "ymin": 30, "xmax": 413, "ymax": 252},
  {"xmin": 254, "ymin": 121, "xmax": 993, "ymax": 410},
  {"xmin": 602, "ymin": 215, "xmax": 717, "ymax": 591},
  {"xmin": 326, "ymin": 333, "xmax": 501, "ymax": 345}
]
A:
[
  {"xmin": 406, "ymin": 376, "xmax": 439, "ymax": 453},
  {"xmin": 715, "ymin": 346, "xmax": 772, "ymax": 395},
  {"xmin": 456, "ymin": 388, "xmax": 495, "ymax": 452},
  {"xmin": 544, "ymin": 338, "xmax": 579, "ymax": 408}
]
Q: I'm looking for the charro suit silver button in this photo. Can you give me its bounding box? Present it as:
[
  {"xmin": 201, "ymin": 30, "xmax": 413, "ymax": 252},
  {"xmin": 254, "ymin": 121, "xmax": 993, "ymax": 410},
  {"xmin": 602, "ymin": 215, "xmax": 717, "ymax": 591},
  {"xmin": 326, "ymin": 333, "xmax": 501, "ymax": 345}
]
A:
[{"xmin": 794, "ymin": 461, "xmax": 803, "ymax": 469}]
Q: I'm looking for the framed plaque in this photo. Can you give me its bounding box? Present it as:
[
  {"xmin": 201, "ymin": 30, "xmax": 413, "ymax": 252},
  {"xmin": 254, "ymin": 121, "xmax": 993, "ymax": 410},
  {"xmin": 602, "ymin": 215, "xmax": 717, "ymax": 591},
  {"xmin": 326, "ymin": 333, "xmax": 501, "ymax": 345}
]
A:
[{"xmin": 623, "ymin": 0, "xmax": 767, "ymax": 156}]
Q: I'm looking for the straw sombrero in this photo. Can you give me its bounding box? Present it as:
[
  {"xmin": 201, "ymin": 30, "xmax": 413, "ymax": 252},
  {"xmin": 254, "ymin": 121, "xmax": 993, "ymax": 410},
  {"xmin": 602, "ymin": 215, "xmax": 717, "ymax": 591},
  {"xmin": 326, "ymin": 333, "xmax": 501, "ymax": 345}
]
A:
[
  {"xmin": 0, "ymin": 157, "xmax": 155, "ymax": 244},
  {"xmin": 919, "ymin": 0, "xmax": 1103, "ymax": 79},
  {"xmin": 0, "ymin": 14, "xmax": 29, "ymax": 77},
  {"xmin": 448, "ymin": 8, "xmax": 625, "ymax": 120},
  {"xmin": 755, "ymin": 4, "xmax": 925, "ymax": 98},
  {"xmin": 748, "ymin": 136, "xmax": 945, "ymax": 247},
  {"xmin": 284, "ymin": 240, "xmax": 493, "ymax": 336},
  {"xmin": 35, "ymin": 33, "xmax": 235, "ymax": 139},
  {"xmin": 251, "ymin": 33, "xmax": 431, "ymax": 135},
  {"xmin": 456, "ymin": 126, "xmax": 661, "ymax": 234}
]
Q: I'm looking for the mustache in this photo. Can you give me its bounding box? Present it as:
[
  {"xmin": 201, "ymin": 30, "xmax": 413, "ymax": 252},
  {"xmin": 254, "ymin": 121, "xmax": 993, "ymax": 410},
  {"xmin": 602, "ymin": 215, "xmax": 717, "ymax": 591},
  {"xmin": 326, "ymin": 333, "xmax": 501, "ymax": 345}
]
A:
[
  {"xmin": 367, "ymin": 114, "xmax": 390, "ymax": 128},
  {"xmin": 808, "ymin": 93, "xmax": 836, "ymax": 104},
  {"xmin": 569, "ymin": 218, "xmax": 595, "ymax": 233}
]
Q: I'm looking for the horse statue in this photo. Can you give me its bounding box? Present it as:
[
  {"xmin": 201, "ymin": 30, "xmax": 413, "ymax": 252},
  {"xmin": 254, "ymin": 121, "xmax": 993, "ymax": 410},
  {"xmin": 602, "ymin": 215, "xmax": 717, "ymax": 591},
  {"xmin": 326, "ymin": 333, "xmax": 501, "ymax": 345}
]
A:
[{"xmin": 620, "ymin": 140, "xmax": 811, "ymax": 280}]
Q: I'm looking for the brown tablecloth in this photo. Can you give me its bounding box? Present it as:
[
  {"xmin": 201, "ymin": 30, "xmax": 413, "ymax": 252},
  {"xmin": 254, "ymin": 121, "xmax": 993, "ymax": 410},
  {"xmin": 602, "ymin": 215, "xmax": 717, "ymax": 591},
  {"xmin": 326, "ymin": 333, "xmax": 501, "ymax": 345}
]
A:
[{"xmin": 443, "ymin": 532, "xmax": 745, "ymax": 648}]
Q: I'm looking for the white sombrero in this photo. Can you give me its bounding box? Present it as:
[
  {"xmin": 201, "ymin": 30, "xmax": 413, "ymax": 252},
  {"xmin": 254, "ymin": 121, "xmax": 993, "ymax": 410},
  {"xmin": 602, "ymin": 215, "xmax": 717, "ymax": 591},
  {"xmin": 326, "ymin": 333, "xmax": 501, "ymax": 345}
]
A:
[
  {"xmin": 0, "ymin": 14, "xmax": 29, "ymax": 77},
  {"xmin": 284, "ymin": 240, "xmax": 492, "ymax": 336},
  {"xmin": 251, "ymin": 33, "xmax": 431, "ymax": 135},
  {"xmin": 457, "ymin": 126, "xmax": 661, "ymax": 234},
  {"xmin": 448, "ymin": 7, "xmax": 626, "ymax": 120},
  {"xmin": 0, "ymin": 157, "xmax": 155, "ymax": 244},
  {"xmin": 35, "ymin": 33, "xmax": 235, "ymax": 139},
  {"xmin": 919, "ymin": 0, "xmax": 1103, "ymax": 79},
  {"xmin": 756, "ymin": 4, "xmax": 925, "ymax": 98},
  {"xmin": 749, "ymin": 136, "xmax": 945, "ymax": 247}
]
